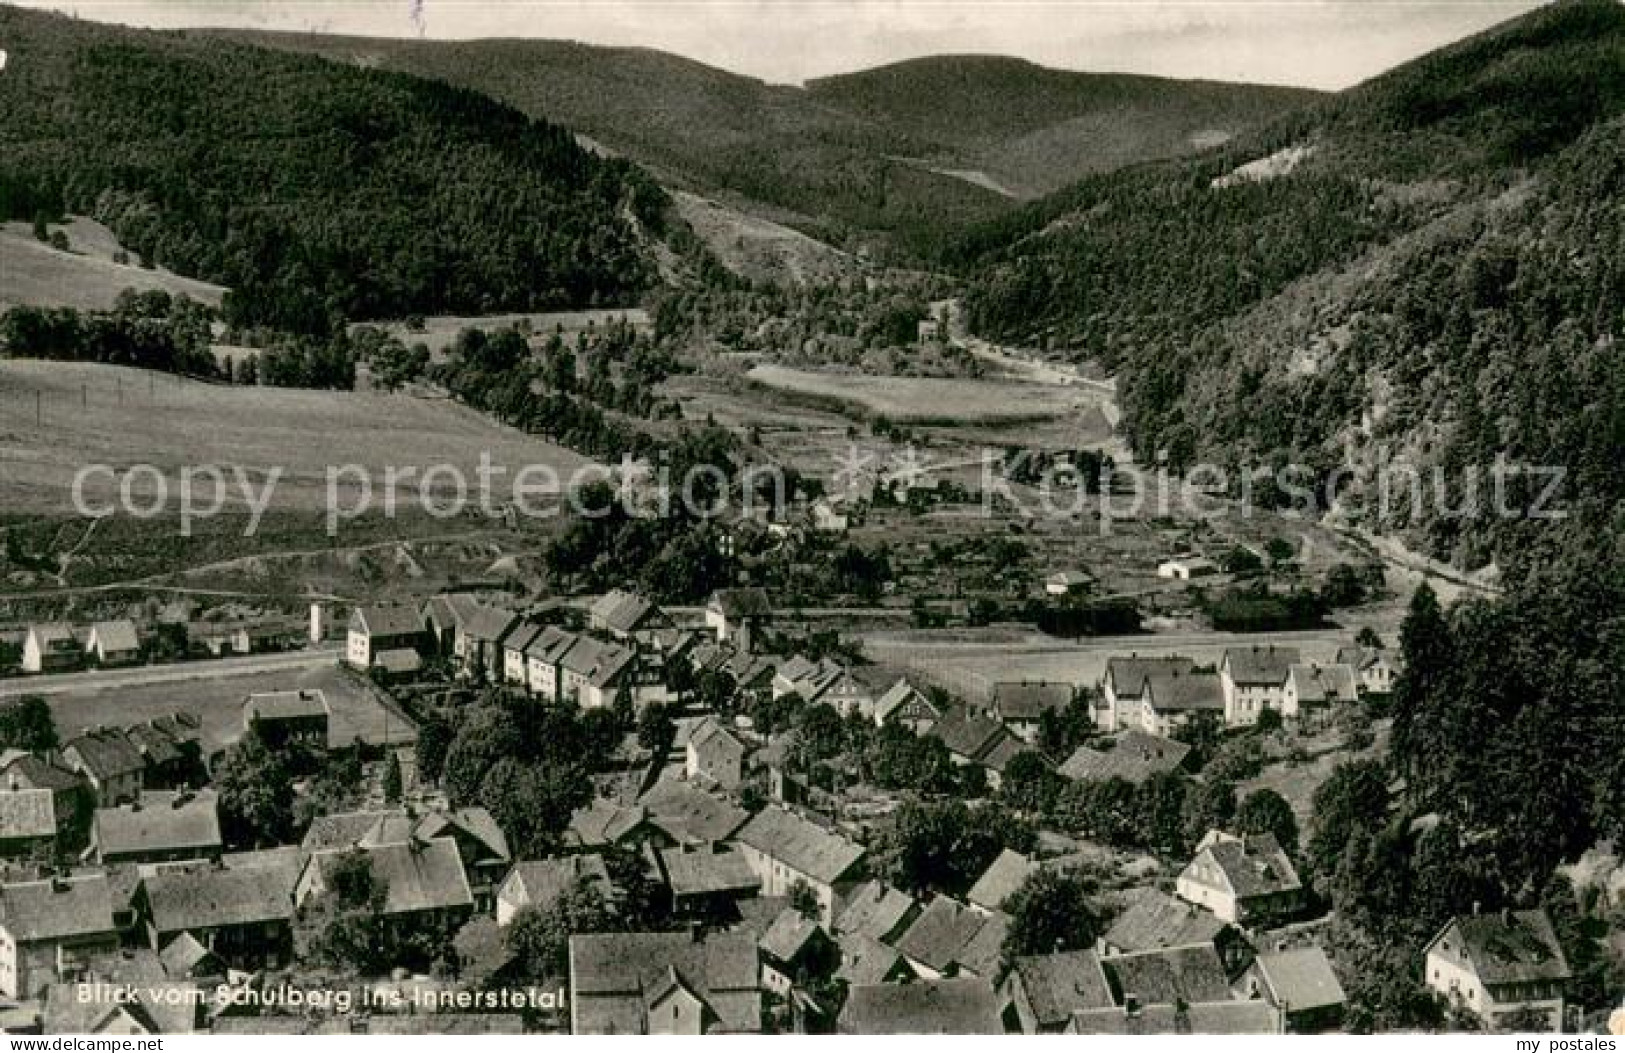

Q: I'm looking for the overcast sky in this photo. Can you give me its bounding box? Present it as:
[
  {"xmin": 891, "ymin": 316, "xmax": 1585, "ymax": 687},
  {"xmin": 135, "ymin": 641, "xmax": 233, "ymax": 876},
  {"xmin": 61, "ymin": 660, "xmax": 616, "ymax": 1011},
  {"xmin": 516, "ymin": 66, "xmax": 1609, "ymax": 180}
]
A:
[{"xmin": 15, "ymin": 0, "xmax": 1546, "ymax": 88}]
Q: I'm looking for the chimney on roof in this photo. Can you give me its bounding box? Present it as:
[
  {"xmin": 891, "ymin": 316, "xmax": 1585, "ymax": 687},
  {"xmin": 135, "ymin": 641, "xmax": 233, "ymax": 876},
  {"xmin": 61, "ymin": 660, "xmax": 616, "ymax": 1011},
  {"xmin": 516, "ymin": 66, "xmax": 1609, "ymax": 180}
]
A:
[
  {"xmin": 1124, "ymin": 994, "xmax": 1140, "ymax": 1017},
  {"xmin": 1473, "ymin": 900, "xmax": 1482, "ymax": 916},
  {"xmin": 49, "ymin": 875, "xmax": 69, "ymax": 894},
  {"xmin": 1502, "ymin": 907, "xmax": 1516, "ymax": 928}
]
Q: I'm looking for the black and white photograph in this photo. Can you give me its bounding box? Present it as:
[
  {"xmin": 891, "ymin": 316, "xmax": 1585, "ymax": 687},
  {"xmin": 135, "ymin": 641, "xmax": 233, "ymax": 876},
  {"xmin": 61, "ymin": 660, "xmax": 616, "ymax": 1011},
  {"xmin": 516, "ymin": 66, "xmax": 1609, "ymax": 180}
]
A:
[{"xmin": 0, "ymin": 0, "xmax": 1621, "ymax": 1039}]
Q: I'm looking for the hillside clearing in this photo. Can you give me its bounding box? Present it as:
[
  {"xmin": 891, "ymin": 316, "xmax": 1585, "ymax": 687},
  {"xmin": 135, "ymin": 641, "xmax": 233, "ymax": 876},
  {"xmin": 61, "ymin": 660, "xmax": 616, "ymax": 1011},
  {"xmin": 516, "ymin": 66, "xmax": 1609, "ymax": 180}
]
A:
[
  {"xmin": 0, "ymin": 360, "xmax": 596, "ymax": 514},
  {"xmin": 0, "ymin": 218, "xmax": 227, "ymax": 312},
  {"xmin": 746, "ymin": 363, "xmax": 1100, "ymax": 424}
]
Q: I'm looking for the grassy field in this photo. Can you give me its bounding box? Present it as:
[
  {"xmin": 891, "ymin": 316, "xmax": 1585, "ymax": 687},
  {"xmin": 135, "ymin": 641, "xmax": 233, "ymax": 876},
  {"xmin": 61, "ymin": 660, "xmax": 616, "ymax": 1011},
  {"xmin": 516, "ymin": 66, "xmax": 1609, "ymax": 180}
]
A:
[
  {"xmin": 36, "ymin": 661, "xmax": 417, "ymax": 752},
  {"xmin": 746, "ymin": 363, "xmax": 1097, "ymax": 424},
  {"xmin": 0, "ymin": 360, "xmax": 596, "ymax": 515},
  {"xmin": 0, "ymin": 218, "xmax": 226, "ymax": 312}
]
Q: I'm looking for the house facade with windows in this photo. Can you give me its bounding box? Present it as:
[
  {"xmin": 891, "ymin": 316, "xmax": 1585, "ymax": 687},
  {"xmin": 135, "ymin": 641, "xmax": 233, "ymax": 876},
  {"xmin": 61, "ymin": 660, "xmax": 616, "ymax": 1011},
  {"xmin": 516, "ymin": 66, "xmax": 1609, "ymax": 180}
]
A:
[
  {"xmin": 1423, "ymin": 910, "xmax": 1570, "ymax": 1031},
  {"xmin": 1220, "ymin": 646, "xmax": 1301, "ymax": 726}
]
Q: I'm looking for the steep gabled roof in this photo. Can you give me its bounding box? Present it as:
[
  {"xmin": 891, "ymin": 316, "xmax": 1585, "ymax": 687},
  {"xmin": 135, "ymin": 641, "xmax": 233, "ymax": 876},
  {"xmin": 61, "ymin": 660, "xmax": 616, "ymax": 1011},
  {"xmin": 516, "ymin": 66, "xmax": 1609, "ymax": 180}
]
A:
[
  {"xmin": 1103, "ymin": 888, "xmax": 1227, "ymax": 953},
  {"xmin": 569, "ymin": 931, "xmax": 759, "ymax": 1034},
  {"xmin": 64, "ymin": 728, "xmax": 146, "ymax": 780},
  {"xmin": 1105, "ymin": 656, "xmax": 1196, "ymax": 699},
  {"xmin": 309, "ymin": 838, "xmax": 472, "ymax": 916},
  {"xmin": 834, "ymin": 880, "xmax": 916, "ymax": 942},
  {"xmin": 1192, "ymin": 831, "xmax": 1302, "ymax": 900},
  {"xmin": 1252, "ymin": 945, "xmax": 1347, "ymax": 1012},
  {"xmin": 735, "ymin": 806, "xmax": 864, "ymax": 885},
  {"xmin": 89, "ymin": 619, "xmax": 140, "ymax": 653},
  {"xmin": 895, "ymin": 896, "xmax": 1003, "ymax": 976},
  {"xmin": 642, "ymin": 784, "xmax": 750, "ymax": 846},
  {"xmin": 874, "ymin": 678, "xmax": 937, "ymax": 724},
  {"xmin": 991, "ymin": 681, "xmax": 1073, "ymax": 722},
  {"xmin": 94, "ymin": 792, "xmax": 221, "ymax": 859},
  {"xmin": 838, "ymin": 977, "xmax": 1002, "ymax": 1034},
  {"xmin": 929, "ymin": 706, "xmax": 1007, "ymax": 762},
  {"xmin": 1100, "ymin": 942, "xmax": 1231, "ymax": 1006},
  {"xmin": 1222, "ymin": 645, "xmax": 1301, "ymax": 685},
  {"xmin": 590, "ymin": 589, "xmax": 664, "ymax": 635},
  {"xmin": 0, "ymin": 873, "xmax": 116, "ymax": 942},
  {"xmin": 1009, "ymin": 949, "xmax": 1115, "ymax": 1027},
  {"xmin": 504, "ymin": 854, "xmax": 612, "ymax": 911},
  {"xmin": 0, "ymin": 787, "xmax": 56, "ymax": 840},
  {"xmin": 143, "ymin": 866, "xmax": 293, "ymax": 934},
  {"xmin": 966, "ymin": 848, "xmax": 1039, "ymax": 914},
  {"xmin": 1059, "ymin": 729, "xmax": 1191, "ymax": 784},
  {"xmin": 1427, "ymin": 909, "xmax": 1571, "ymax": 987},
  {"xmin": 1286, "ymin": 663, "xmax": 1360, "ymax": 705},
  {"xmin": 351, "ymin": 605, "xmax": 425, "ymax": 638}
]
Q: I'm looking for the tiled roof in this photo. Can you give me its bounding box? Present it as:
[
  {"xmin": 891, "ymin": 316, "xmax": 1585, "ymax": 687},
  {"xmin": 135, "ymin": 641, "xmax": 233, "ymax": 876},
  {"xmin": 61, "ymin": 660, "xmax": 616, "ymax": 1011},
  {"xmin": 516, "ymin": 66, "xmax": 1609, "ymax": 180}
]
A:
[
  {"xmin": 895, "ymin": 896, "xmax": 1006, "ymax": 976},
  {"xmin": 0, "ymin": 788, "xmax": 55, "ymax": 840},
  {"xmin": 1222, "ymin": 645, "xmax": 1302, "ymax": 685},
  {"xmin": 1252, "ymin": 945, "xmax": 1346, "ymax": 1012},
  {"xmin": 735, "ymin": 806, "xmax": 864, "ymax": 885},
  {"xmin": 244, "ymin": 689, "xmax": 330, "ymax": 723},
  {"xmin": 567, "ymin": 800, "xmax": 650, "ymax": 848},
  {"xmin": 65, "ymin": 729, "xmax": 146, "ymax": 780},
  {"xmin": 94, "ymin": 792, "xmax": 221, "ymax": 859},
  {"xmin": 0, "ymin": 873, "xmax": 116, "ymax": 941},
  {"xmin": 966, "ymin": 849, "xmax": 1039, "ymax": 914},
  {"xmin": 1144, "ymin": 669, "xmax": 1225, "ymax": 713},
  {"xmin": 835, "ymin": 930, "xmax": 906, "ymax": 986},
  {"xmin": 1286, "ymin": 664, "xmax": 1359, "ymax": 705},
  {"xmin": 930, "ymin": 706, "xmax": 1008, "ymax": 762},
  {"xmin": 1436, "ymin": 910, "xmax": 1571, "ymax": 986},
  {"xmin": 641, "ymin": 784, "xmax": 750, "ymax": 846},
  {"xmin": 874, "ymin": 678, "xmax": 936, "ymax": 724},
  {"xmin": 1069, "ymin": 1000, "xmax": 1280, "ymax": 1035},
  {"xmin": 309, "ymin": 839, "xmax": 472, "ymax": 916},
  {"xmin": 1009, "ymin": 949, "xmax": 1115, "ymax": 1027},
  {"xmin": 351, "ymin": 605, "xmax": 425, "ymax": 638},
  {"xmin": 1103, "ymin": 888, "xmax": 1227, "ymax": 953},
  {"xmin": 759, "ymin": 906, "xmax": 823, "ymax": 963},
  {"xmin": 90, "ymin": 620, "xmax": 140, "ymax": 653},
  {"xmin": 838, "ymin": 977, "xmax": 1002, "ymax": 1034},
  {"xmin": 569, "ymin": 931, "xmax": 759, "ymax": 1034},
  {"xmin": 689, "ymin": 717, "xmax": 745, "ymax": 760},
  {"xmin": 1194, "ymin": 831, "xmax": 1302, "ymax": 899},
  {"xmin": 991, "ymin": 681, "xmax": 1073, "ymax": 721},
  {"xmin": 1100, "ymin": 942, "xmax": 1231, "ymax": 1005},
  {"xmin": 591, "ymin": 590, "xmax": 662, "ymax": 635},
  {"xmin": 302, "ymin": 809, "xmax": 406, "ymax": 852},
  {"xmin": 1105, "ymin": 656, "xmax": 1197, "ymax": 698},
  {"xmin": 504, "ymin": 854, "xmax": 612, "ymax": 910},
  {"xmin": 1059, "ymin": 730, "xmax": 1191, "ymax": 784},
  {"xmin": 143, "ymin": 866, "xmax": 293, "ymax": 934},
  {"xmin": 833, "ymin": 880, "xmax": 916, "ymax": 942},
  {"xmin": 658, "ymin": 847, "xmax": 760, "ymax": 898},
  {"xmin": 158, "ymin": 932, "xmax": 222, "ymax": 978},
  {"xmin": 0, "ymin": 752, "xmax": 82, "ymax": 793},
  {"xmin": 416, "ymin": 808, "xmax": 511, "ymax": 863}
]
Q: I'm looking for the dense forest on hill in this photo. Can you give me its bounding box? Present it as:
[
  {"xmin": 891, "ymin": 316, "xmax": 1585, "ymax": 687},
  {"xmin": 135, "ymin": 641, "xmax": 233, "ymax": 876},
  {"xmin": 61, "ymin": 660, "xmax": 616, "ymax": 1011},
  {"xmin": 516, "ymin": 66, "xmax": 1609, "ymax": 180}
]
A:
[
  {"xmin": 959, "ymin": 0, "xmax": 1625, "ymax": 572},
  {"xmin": 0, "ymin": 7, "xmax": 669, "ymax": 333},
  {"xmin": 214, "ymin": 30, "xmax": 1314, "ymax": 261}
]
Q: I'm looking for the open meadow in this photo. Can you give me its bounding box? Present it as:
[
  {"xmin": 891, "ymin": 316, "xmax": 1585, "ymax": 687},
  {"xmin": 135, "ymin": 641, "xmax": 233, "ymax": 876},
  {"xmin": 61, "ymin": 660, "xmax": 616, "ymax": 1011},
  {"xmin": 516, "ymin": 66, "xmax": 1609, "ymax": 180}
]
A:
[
  {"xmin": 746, "ymin": 362, "xmax": 1100, "ymax": 424},
  {"xmin": 0, "ymin": 218, "xmax": 226, "ymax": 312},
  {"xmin": 5, "ymin": 660, "xmax": 416, "ymax": 753},
  {"xmin": 0, "ymin": 360, "xmax": 597, "ymax": 515}
]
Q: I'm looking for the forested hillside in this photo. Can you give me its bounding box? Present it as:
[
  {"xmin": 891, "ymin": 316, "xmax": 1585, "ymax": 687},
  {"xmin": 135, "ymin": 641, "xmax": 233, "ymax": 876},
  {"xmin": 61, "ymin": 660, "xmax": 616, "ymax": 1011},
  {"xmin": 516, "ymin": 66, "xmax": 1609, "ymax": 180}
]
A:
[
  {"xmin": 214, "ymin": 30, "xmax": 1314, "ymax": 261},
  {"xmin": 0, "ymin": 6, "xmax": 670, "ymax": 332},
  {"xmin": 961, "ymin": 0, "xmax": 1625, "ymax": 572}
]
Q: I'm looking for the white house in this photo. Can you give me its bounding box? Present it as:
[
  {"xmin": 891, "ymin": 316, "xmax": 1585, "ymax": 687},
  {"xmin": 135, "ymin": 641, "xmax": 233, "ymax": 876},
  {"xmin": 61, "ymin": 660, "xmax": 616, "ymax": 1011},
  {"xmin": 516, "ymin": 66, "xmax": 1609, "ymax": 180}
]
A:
[
  {"xmin": 85, "ymin": 620, "xmax": 141, "ymax": 667},
  {"xmin": 1157, "ymin": 556, "xmax": 1218, "ymax": 581},
  {"xmin": 1219, "ymin": 646, "xmax": 1300, "ymax": 726},
  {"xmin": 1423, "ymin": 909, "xmax": 1570, "ymax": 1031},
  {"xmin": 21, "ymin": 623, "xmax": 80, "ymax": 674}
]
